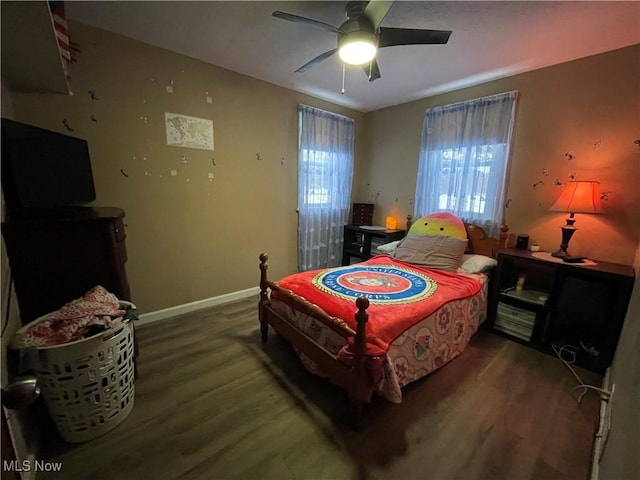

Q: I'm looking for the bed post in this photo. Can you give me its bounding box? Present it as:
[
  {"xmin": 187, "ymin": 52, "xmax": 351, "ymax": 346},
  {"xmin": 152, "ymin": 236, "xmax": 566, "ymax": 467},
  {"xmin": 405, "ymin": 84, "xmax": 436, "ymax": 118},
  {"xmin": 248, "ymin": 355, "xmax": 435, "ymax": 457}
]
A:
[
  {"xmin": 349, "ymin": 296, "xmax": 370, "ymax": 423},
  {"xmin": 259, "ymin": 253, "xmax": 270, "ymax": 342},
  {"xmin": 500, "ymin": 224, "xmax": 509, "ymax": 251},
  {"xmin": 406, "ymin": 214, "xmax": 413, "ymax": 232}
]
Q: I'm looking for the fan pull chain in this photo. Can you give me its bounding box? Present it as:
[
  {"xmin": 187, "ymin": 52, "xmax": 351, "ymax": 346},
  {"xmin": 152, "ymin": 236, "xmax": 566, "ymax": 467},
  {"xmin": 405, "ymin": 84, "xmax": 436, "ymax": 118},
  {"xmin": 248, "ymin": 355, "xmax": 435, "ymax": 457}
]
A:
[{"xmin": 341, "ymin": 63, "xmax": 346, "ymax": 95}]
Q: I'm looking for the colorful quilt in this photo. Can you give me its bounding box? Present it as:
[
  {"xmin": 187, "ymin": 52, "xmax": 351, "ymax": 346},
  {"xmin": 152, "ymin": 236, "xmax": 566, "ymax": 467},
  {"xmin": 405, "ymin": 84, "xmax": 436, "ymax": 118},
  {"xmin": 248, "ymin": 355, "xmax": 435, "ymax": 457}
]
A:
[
  {"xmin": 271, "ymin": 278, "xmax": 488, "ymax": 403},
  {"xmin": 273, "ymin": 255, "xmax": 482, "ymax": 356}
]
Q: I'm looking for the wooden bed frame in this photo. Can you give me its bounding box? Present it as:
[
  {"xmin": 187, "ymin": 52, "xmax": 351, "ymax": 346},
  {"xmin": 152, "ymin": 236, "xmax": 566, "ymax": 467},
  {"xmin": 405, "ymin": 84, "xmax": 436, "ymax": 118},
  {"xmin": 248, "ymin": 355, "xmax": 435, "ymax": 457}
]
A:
[{"xmin": 258, "ymin": 215, "xmax": 507, "ymax": 422}]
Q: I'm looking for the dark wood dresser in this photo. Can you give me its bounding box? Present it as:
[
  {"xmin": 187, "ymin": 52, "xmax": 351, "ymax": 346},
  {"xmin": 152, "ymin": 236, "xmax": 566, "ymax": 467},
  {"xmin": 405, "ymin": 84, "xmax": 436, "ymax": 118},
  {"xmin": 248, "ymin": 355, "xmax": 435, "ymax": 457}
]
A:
[{"xmin": 2, "ymin": 206, "xmax": 131, "ymax": 324}]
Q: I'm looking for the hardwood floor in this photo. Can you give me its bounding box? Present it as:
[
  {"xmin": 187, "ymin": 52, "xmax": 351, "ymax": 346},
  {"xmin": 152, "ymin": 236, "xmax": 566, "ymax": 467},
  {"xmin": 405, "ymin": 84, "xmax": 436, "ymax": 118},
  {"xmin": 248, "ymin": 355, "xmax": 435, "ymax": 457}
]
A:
[{"xmin": 37, "ymin": 297, "xmax": 601, "ymax": 480}]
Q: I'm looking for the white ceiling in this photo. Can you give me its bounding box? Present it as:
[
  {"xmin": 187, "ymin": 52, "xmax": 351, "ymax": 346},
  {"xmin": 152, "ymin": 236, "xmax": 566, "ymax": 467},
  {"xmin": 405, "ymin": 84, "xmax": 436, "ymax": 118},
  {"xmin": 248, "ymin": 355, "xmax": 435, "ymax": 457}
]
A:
[{"xmin": 66, "ymin": 1, "xmax": 640, "ymax": 112}]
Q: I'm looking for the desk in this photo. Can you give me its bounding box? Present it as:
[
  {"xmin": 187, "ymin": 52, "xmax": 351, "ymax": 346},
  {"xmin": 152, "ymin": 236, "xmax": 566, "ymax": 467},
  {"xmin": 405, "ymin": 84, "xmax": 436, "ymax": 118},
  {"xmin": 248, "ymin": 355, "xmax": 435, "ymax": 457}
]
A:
[
  {"xmin": 488, "ymin": 248, "xmax": 634, "ymax": 373},
  {"xmin": 341, "ymin": 224, "xmax": 405, "ymax": 265}
]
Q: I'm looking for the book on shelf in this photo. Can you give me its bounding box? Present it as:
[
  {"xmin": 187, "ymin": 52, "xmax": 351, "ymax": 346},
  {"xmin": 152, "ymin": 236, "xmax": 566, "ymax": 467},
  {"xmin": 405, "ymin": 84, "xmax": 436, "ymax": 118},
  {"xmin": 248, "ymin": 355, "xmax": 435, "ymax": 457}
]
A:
[
  {"xmin": 494, "ymin": 302, "xmax": 536, "ymax": 341},
  {"xmin": 496, "ymin": 303, "xmax": 536, "ymax": 327}
]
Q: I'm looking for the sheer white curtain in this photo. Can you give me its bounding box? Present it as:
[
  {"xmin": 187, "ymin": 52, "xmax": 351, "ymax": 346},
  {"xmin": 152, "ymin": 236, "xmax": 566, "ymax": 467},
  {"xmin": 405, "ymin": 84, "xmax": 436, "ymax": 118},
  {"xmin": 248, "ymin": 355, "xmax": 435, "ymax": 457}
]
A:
[
  {"xmin": 414, "ymin": 91, "xmax": 518, "ymax": 237},
  {"xmin": 298, "ymin": 105, "xmax": 354, "ymax": 271}
]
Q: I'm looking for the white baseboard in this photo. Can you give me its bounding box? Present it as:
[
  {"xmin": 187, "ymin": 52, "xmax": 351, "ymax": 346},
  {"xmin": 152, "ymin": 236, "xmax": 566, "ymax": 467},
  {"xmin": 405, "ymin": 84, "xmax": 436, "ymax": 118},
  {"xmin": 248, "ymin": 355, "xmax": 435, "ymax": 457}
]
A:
[
  {"xmin": 590, "ymin": 367, "xmax": 612, "ymax": 480},
  {"xmin": 136, "ymin": 287, "xmax": 260, "ymax": 327}
]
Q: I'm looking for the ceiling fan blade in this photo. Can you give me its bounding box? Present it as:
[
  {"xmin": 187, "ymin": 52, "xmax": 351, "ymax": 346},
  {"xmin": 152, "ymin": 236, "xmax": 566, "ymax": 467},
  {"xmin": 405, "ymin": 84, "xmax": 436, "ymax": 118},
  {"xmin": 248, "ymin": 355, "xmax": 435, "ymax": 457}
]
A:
[
  {"xmin": 363, "ymin": 1, "xmax": 394, "ymax": 30},
  {"xmin": 295, "ymin": 49, "xmax": 338, "ymax": 73},
  {"xmin": 272, "ymin": 11, "xmax": 342, "ymax": 34},
  {"xmin": 363, "ymin": 59, "xmax": 381, "ymax": 82},
  {"xmin": 378, "ymin": 27, "xmax": 452, "ymax": 47}
]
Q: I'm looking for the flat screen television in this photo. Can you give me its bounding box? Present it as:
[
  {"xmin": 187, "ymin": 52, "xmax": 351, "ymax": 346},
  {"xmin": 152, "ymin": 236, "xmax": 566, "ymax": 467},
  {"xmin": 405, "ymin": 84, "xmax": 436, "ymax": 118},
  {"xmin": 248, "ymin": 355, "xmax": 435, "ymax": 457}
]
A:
[{"xmin": 1, "ymin": 118, "xmax": 96, "ymax": 211}]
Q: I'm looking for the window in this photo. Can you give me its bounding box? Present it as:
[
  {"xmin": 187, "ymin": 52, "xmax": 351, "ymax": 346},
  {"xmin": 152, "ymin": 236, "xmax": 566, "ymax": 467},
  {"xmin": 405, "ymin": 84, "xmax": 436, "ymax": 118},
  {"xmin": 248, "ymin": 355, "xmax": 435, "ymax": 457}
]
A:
[
  {"xmin": 300, "ymin": 149, "xmax": 331, "ymax": 206},
  {"xmin": 433, "ymin": 144, "xmax": 505, "ymax": 216},
  {"xmin": 297, "ymin": 105, "xmax": 354, "ymax": 270},
  {"xmin": 414, "ymin": 92, "xmax": 518, "ymax": 237}
]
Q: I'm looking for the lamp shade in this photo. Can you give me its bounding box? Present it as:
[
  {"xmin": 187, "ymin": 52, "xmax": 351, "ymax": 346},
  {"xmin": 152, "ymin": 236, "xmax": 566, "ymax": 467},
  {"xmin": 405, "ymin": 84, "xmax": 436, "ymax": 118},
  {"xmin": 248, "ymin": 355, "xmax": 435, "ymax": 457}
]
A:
[{"xmin": 549, "ymin": 181, "xmax": 603, "ymax": 214}]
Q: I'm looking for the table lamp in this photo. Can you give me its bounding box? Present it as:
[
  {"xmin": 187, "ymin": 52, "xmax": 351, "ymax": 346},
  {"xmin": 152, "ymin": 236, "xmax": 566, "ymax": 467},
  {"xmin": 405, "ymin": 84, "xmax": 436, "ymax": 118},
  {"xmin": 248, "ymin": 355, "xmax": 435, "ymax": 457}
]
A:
[
  {"xmin": 385, "ymin": 216, "xmax": 397, "ymax": 230},
  {"xmin": 549, "ymin": 181, "xmax": 603, "ymax": 258}
]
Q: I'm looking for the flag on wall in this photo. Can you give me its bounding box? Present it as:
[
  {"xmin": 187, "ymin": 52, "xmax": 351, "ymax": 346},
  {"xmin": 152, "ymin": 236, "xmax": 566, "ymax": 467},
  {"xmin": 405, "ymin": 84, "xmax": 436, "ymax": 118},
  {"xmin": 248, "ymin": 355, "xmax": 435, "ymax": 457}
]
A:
[{"xmin": 49, "ymin": 1, "xmax": 71, "ymax": 62}]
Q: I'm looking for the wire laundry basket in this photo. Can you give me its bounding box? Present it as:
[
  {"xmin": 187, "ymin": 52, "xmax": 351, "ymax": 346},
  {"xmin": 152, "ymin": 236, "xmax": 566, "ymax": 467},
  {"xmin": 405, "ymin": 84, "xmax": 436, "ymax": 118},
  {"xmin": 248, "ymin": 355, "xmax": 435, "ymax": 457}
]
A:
[{"xmin": 17, "ymin": 301, "xmax": 136, "ymax": 443}]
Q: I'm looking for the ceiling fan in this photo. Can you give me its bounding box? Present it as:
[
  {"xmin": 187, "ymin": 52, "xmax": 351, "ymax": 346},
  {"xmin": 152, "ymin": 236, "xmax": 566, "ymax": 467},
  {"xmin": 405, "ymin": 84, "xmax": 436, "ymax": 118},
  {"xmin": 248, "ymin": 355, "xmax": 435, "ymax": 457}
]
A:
[{"xmin": 272, "ymin": 0, "xmax": 452, "ymax": 82}]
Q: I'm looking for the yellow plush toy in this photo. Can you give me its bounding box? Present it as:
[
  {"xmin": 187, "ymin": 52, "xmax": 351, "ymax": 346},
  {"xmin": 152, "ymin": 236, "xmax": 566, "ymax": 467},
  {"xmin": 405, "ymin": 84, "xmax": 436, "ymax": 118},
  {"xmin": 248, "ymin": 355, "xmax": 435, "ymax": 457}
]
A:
[{"xmin": 408, "ymin": 212, "xmax": 467, "ymax": 239}]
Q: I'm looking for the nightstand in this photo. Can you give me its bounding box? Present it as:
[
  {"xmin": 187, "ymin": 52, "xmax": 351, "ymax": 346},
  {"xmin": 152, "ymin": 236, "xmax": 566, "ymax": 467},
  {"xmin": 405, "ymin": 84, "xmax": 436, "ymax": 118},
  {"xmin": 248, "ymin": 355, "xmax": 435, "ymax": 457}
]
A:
[
  {"xmin": 487, "ymin": 249, "xmax": 635, "ymax": 373},
  {"xmin": 341, "ymin": 225, "xmax": 405, "ymax": 265}
]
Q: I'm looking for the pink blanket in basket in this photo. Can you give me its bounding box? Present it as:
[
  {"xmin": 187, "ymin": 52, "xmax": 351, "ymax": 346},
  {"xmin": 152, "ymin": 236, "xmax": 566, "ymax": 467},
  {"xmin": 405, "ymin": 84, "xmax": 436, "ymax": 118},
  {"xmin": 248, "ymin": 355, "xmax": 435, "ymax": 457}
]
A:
[{"xmin": 11, "ymin": 286, "xmax": 126, "ymax": 348}]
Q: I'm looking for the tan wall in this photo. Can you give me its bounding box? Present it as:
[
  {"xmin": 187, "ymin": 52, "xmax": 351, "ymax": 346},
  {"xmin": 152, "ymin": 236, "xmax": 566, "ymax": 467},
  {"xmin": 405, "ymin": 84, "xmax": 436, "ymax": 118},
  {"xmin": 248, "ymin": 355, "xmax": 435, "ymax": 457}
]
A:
[
  {"xmin": 360, "ymin": 45, "xmax": 640, "ymax": 266},
  {"xmin": 4, "ymin": 22, "xmax": 365, "ymax": 313}
]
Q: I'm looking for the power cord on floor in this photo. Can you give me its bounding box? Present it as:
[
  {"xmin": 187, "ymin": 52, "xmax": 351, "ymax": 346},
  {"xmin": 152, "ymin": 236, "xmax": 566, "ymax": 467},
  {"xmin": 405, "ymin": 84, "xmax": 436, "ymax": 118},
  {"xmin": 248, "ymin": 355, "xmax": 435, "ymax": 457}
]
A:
[{"xmin": 551, "ymin": 343, "xmax": 612, "ymax": 403}]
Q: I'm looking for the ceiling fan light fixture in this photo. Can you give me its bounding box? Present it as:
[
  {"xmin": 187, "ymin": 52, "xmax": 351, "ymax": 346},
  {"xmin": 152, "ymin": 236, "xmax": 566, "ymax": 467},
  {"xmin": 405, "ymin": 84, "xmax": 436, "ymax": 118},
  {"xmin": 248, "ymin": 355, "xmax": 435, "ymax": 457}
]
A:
[
  {"xmin": 338, "ymin": 30, "xmax": 377, "ymax": 65},
  {"xmin": 274, "ymin": 1, "xmax": 452, "ymax": 81},
  {"xmin": 339, "ymin": 40, "xmax": 376, "ymax": 65}
]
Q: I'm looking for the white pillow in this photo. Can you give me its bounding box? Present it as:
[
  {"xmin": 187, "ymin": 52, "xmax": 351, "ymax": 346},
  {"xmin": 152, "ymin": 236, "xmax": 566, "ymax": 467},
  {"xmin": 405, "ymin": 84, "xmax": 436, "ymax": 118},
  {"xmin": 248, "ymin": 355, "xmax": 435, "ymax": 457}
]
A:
[
  {"xmin": 460, "ymin": 254, "xmax": 497, "ymax": 274},
  {"xmin": 376, "ymin": 240, "xmax": 402, "ymax": 253}
]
